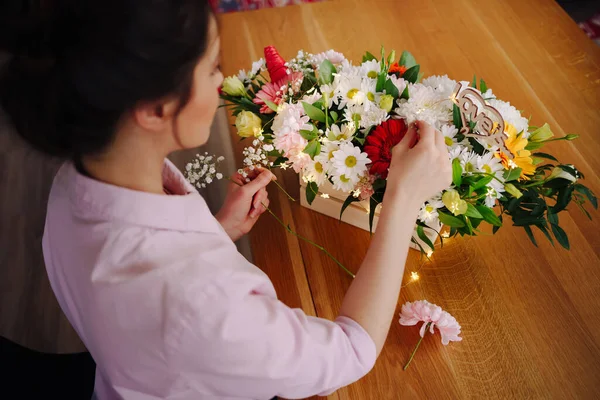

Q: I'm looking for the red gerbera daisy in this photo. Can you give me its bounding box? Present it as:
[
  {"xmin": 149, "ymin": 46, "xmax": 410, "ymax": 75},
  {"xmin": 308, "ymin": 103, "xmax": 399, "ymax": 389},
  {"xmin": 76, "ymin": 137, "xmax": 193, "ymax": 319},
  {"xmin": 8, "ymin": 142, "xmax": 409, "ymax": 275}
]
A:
[{"xmin": 364, "ymin": 119, "xmax": 413, "ymax": 179}]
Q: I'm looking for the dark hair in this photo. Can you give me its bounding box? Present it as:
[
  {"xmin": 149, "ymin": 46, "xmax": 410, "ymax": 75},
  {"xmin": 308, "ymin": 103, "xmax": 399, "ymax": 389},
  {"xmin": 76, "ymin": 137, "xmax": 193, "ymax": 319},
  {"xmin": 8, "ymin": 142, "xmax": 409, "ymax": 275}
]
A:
[{"xmin": 0, "ymin": 0, "xmax": 213, "ymax": 158}]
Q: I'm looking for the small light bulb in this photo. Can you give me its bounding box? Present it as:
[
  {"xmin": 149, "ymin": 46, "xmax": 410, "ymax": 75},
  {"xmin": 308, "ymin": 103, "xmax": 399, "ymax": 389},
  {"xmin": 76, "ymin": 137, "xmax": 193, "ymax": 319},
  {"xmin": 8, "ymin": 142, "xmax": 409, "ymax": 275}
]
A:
[
  {"xmin": 442, "ymin": 232, "xmax": 450, "ymax": 238},
  {"xmin": 426, "ymin": 250, "xmax": 433, "ymax": 258},
  {"xmin": 410, "ymin": 271, "xmax": 419, "ymax": 281}
]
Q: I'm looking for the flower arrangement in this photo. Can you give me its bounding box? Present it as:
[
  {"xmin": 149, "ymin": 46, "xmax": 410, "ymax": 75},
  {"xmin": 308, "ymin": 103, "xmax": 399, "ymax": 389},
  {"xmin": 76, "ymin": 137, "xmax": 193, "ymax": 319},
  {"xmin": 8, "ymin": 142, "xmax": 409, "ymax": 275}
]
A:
[{"xmin": 219, "ymin": 46, "xmax": 597, "ymax": 253}]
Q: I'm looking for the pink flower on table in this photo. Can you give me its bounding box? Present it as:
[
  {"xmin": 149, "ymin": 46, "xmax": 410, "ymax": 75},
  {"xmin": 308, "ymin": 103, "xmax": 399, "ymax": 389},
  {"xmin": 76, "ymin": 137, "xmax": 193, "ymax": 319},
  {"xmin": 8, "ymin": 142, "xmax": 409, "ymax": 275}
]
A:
[
  {"xmin": 254, "ymin": 72, "xmax": 304, "ymax": 114},
  {"xmin": 399, "ymin": 300, "xmax": 462, "ymax": 370}
]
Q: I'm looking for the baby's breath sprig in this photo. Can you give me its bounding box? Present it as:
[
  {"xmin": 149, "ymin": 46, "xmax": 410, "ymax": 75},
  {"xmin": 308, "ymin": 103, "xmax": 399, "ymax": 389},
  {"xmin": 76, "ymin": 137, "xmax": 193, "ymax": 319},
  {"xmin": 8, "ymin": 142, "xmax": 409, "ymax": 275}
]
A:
[{"xmin": 184, "ymin": 152, "xmax": 225, "ymax": 190}]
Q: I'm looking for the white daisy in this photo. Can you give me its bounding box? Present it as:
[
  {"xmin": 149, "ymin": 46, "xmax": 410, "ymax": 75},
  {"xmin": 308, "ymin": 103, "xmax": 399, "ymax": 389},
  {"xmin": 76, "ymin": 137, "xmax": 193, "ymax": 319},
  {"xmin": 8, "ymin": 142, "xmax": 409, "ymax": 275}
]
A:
[
  {"xmin": 335, "ymin": 73, "xmax": 366, "ymax": 108},
  {"xmin": 331, "ymin": 173, "xmax": 359, "ymax": 192},
  {"xmin": 360, "ymin": 60, "xmax": 381, "ymax": 80},
  {"xmin": 327, "ymin": 123, "xmax": 356, "ymax": 142},
  {"xmin": 303, "ymin": 159, "xmax": 328, "ymax": 186},
  {"xmin": 319, "ymin": 83, "xmax": 338, "ymax": 107},
  {"xmin": 332, "ymin": 142, "xmax": 369, "ymax": 177},
  {"xmin": 441, "ymin": 124, "xmax": 460, "ymax": 147},
  {"xmin": 476, "ymin": 152, "xmax": 504, "ymax": 175},
  {"xmin": 361, "ymin": 77, "xmax": 378, "ymax": 106},
  {"xmin": 360, "ymin": 106, "xmax": 389, "ymax": 129},
  {"xmin": 487, "ymin": 99, "xmax": 529, "ymax": 137},
  {"xmin": 418, "ymin": 197, "xmax": 444, "ymax": 224},
  {"xmin": 460, "ymin": 150, "xmax": 479, "ymax": 175},
  {"xmin": 237, "ymin": 69, "xmax": 249, "ymax": 83}
]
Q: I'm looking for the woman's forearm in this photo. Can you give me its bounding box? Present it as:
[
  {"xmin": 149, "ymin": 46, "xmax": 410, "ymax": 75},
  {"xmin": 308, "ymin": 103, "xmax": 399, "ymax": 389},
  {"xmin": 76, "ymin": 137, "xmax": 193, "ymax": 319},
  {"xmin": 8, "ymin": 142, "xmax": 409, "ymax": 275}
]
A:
[{"xmin": 339, "ymin": 187, "xmax": 421, "ymax": 356}]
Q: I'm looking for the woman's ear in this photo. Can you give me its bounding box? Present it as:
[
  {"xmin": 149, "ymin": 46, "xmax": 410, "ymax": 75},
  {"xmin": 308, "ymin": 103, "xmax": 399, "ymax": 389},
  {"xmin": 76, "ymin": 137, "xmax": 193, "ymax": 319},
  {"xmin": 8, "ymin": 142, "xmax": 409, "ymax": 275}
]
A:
[{"xmin": 132, "ymin": 97, "xmax": 179, "ymax": 131}]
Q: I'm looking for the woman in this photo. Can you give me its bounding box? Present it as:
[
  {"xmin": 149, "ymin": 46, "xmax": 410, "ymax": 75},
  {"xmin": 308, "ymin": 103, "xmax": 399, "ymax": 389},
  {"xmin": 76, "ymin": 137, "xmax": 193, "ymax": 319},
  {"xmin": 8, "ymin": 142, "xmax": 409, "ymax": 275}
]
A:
[{"xmin": 0, "ymin": 1, "xmax": 451, "ymax": 399}]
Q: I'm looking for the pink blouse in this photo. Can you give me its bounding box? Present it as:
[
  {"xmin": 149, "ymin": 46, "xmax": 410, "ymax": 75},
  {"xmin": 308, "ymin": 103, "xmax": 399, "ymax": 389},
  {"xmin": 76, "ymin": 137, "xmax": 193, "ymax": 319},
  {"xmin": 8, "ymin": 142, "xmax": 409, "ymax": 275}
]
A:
[{"xmin": 42, "ymin": 160, "xmax": 376, "ymax": 400}]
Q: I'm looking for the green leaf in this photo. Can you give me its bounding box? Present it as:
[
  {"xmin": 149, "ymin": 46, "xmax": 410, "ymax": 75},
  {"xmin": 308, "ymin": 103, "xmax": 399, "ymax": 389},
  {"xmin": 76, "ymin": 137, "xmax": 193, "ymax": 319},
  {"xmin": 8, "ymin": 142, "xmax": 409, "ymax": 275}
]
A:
[
  {"xmin": 306, "ymin": 182, "xmax": 318, "ymax": 205},
  {"xmin": 453, "ymin": 104, "xmax": 463, "ymax": 130},
  {"xmin": 552, "ymin": 186, "xmax": 574, "ymax": 214},
  {"xmin": 263, "ymin": 99, "xmax": 279, "ymax": 112},
  {"xmin": 340, "ymin": 194, "xmax": 360, "ymax": 220},
  {"xmin": 465, "ymin": 203, "xmax": 483, "ymax": 219},
  {"xmin": 384, "ymin": 79, "xmax": 400, "ymax": 99},
  {"xmin": 362, "ymin": 51, "xmax": 377, "ymax": 63},
  {"xmin": 548, "ymin": 212, "xmax": 558, "ymax": 225},
  {"xmin": 376, "ymin": 73, "xmax": 387, "ymax": 92},
  {"xmin": 525, "ymin": 141, "xmax": 544, "ymax": 151},
  {"xmin": 504, "ymin": 167, "xmax": 523, "ymax": 182},
  {"xmin": 523, "ymin": 225, "xmax": 538, "ymax": 247},
  {"xmin": 303, "ymin": 139, "xmax": 321, "ymax": 159},
  {"xmin": 532, "ymin": 152, "xmax": 558, "ymax": 162},
  {"xmin": 493, "ymin": 215, "xmax": 502, "ymax": 234},
  {"xmin": 471, "ymin": 74, "xmax": 477, "ymax": 89},
  {"xmin": 368, "ymin": 195, "xmax": 381, "ymax": 234},
  {"xmin": 476, "ymin": 206, "xmax": 502, "ymax": 226},
  {"xmin": 399, "ymin": 51, "xmax": 417, "ymax": 69},
  {"xmin": 380, "ymin": 45, "xmax": 385, "ymax": 65},
  {"xmin": 403, "ymin": 65, "xmax": 420, "ymax": 84},
  {"xmin": 438, "ymin": 211, "xmax": 466, "ymax": 228},
  {"xmin": 551, "ymin": 224, "xmax": 570, "ymax": 250},
  {"xmin": 534, "ymin": 223, "xmax": 554, "ymax": 245},
  {"xmin": 330, "ymin": 111, "xmax": 339, "ymax": 123},
  {"xmin": 416, "ymin": 225, "xmax": 435, "ymax": 252},
  {"xmin": 574, "ymin": 184, "xmax": 598, "ymax": 209},
  {"xmin": 400, "ymin": 85, "xmax": 410, "ymax": 100},
  {"xmin": 302, "ymin": 102, "xmax": 326, "ymax": 123},
  {"xmin": 480, "ymin": 79, "xmax": 488, "ymax": 94},
  {"xmin": 452, "ymin": 158, "xmax": 463, "ymax": 187},
  {"xmin": 318, "ymin": 59, "xmax": 336, "ymax": 85},
  {"xmin": 472, "ymin": 175, "xmax": 494, "ymax": 190},
  {"xmin": 299, "ymin": 129, "xmax": 317, "ymax": 140}
]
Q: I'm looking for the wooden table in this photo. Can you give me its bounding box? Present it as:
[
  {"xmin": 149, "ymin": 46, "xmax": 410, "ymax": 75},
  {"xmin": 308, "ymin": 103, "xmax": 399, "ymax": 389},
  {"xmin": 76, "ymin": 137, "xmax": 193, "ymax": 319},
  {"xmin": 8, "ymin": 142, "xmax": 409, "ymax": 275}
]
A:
[{"xmin": 218, "ymin": 1, "xmax": 600, "ymax": 398}]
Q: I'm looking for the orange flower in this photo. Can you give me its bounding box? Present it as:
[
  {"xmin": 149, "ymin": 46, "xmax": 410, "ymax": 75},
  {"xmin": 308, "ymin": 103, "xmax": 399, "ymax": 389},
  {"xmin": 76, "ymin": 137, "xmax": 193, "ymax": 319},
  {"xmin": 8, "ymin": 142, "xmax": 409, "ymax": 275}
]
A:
[
  {"xmin": 496, "ymin": 123, "xmax": 536, "ymax": 180},
  {"xmin": 389, "ymin": 62, "xmax": 407, "ymax": 76}
]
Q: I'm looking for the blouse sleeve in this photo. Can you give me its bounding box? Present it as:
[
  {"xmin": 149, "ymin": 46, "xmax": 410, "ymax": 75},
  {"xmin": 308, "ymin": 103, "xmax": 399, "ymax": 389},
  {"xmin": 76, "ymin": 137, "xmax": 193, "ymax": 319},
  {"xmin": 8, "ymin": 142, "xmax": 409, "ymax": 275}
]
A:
[{"xmin": 166, "ymin": 253, "xmax": 377, "ymax": 399}]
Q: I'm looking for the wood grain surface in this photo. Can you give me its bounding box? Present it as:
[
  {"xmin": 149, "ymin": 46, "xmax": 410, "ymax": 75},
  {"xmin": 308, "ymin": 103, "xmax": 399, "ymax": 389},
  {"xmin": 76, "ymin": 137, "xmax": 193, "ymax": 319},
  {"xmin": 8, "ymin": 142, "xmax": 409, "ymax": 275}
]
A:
[{"xmin": 218, "ymin": 0, "xmax": 600, "ymax": 398}]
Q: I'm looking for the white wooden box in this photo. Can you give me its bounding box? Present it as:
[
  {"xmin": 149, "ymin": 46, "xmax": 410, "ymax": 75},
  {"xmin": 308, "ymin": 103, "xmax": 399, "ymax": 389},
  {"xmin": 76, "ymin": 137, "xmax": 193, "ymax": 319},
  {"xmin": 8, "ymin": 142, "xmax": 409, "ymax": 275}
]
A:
[{"xmin": 299, "ymin": 176, "xmax": 439, "ymax": 251}]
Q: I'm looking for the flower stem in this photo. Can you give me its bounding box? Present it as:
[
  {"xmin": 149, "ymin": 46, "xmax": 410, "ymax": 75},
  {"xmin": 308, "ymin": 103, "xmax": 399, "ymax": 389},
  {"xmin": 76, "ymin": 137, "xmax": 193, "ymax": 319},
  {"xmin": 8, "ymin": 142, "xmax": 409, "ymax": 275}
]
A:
[
  {"xmin": 404, "ymin": 322, "xmax": 431, "ymax": 371},
  {"xmin": 226, "ymin": 177, "xmax": 354, "ymax": 278},
  {"xmin": 271, "ymin": 177, "xmax": 296, "ymax": 202}
]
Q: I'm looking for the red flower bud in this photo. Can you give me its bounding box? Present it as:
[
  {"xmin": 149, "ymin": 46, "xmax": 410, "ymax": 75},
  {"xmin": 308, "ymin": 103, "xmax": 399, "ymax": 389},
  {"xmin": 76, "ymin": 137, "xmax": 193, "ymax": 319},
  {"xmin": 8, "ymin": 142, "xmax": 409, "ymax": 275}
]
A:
[{"xmin": 264, "ymin": 46, "xmax": 288, "ymax": 83}]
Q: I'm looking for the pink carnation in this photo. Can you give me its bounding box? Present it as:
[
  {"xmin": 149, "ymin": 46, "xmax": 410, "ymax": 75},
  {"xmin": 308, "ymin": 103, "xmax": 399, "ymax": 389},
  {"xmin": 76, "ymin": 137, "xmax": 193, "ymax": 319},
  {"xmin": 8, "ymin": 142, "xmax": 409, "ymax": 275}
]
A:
[{"xmin": 400, "ymin": 300, "xmax": 462, "ymax": 345}]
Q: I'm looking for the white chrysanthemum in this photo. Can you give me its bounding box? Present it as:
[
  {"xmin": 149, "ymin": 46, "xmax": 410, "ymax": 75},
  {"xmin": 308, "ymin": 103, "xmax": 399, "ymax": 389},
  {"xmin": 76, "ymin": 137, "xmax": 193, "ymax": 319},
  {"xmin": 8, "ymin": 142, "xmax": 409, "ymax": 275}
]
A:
[
  {"xmin": 331, "ymin": 172, "xmax": 359, "ymax": 192},
  {"xmin": 327, "ymin": 123, "xmax": 356, "ymax": 142},
  {"xmin": 360, "ymin": 60, "xmax": 381, "ymax": 80},
  {"xmin": 418, "ymin": 198, "xmax": 444, "ymax": 224},
  {"xmin": 448, "ymin": 145, "xmax": 467, "ymax": 162},
  {"xmin": 487, "ymin": 99, "xmax": 529, "ymax": 137},
  {"xmin": 394, "ymin": 84, "xmax": 452, "ymax": 128},
  {"xmin": 361, "ymin": 106, "xmax": 389, "ymax": 129},
  {"xmin": 311, "ymin": 50, "xmax": 347, "ymax": 66},
  {"xmin": 303, "ymin": 159, "xmax": 328, "ymax": 186},
  {"xmin": 482, "ymin": 88, "xmax": 496, "ymax": 100},
  {"xmin": 332, "ymin": 142, "xmax": 369, "ymax": 177},
  {"xmin": 422, "ymin": 75, "xmax": 457, "ymax": 102}
]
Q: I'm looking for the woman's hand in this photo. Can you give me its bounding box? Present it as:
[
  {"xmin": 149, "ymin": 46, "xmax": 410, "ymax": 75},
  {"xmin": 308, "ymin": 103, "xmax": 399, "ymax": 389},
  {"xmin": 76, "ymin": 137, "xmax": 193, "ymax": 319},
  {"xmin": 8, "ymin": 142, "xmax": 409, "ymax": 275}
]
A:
[
  {"xmin": 216, "ymin": 167, "xmax": 275, "ymax": 241},
  {"xmin": 385, "ymin": 120, "xmax": 451, "ymax": 206}
]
